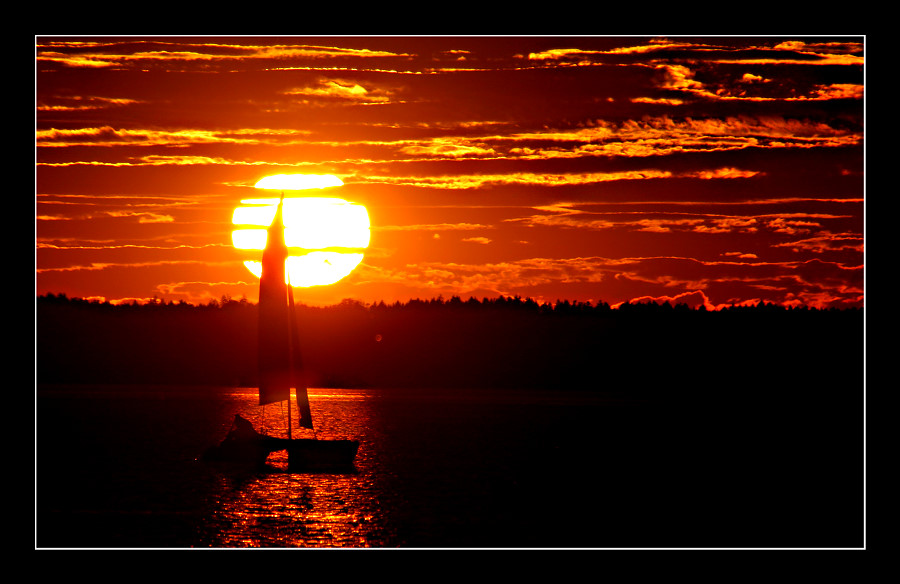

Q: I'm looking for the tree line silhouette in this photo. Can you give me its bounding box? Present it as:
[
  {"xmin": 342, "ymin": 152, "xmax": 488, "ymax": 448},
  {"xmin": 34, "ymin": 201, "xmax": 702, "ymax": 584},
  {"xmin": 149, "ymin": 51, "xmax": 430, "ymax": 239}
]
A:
[{"xmin": 36, "ymin": 293, "xmax": 863, "ymax": 400}]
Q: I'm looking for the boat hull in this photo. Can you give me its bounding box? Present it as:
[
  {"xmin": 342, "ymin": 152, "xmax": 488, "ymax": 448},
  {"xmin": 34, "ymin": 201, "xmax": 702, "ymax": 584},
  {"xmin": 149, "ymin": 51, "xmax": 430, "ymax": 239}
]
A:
[
  {"xmin": 284, "ymin": 438, "xmax": 360, "ymax": 472},
  {"xmin": 202, "ymin": 435, "xmax": 359, "ymax": 472}
]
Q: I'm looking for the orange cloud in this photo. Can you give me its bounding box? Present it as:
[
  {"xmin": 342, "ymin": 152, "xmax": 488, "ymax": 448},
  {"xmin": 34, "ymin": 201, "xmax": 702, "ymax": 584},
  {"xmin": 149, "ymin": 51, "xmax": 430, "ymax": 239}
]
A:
[
  {"xmin": 376, "ymin": 222, "xmax": 491, "ymax": 232},
  {"xmin": 36, "ymin": 126, "xmax": 311, "ymax": 147},
  {"xmin": 652, "ymin": 60, "xmax": 863, "ymax": 103},
  {"xmin": 522, "ymin": 38, "xmax": 863, "ymax": 71},
  {"xmin": 399, "ymin": 138, "xmax": 498, "ymax": 158},
  {"xmin": 612, "ymin": 289, "xmax": 718, "ymax": 311},
  {"xmin": 490, "ymin": 116, "xmax": 860, "ymax": 160},
  {"xmin": 104, "ymin": 211, "xmax": 174, "ymax": 223},
  {"xmin": 360, "ymin": 167, "xmax": 760, "ymax": 190},
  {"xmin": 36, "ymin": 96, "xmax": 141, "ymax": 111},
  {"xmin": 36, "ymin": 39, "xmax": 412, "ymax": 70},
  {"xmin": 772, "ymin": 233, "xmax": 864, "ymax": 254},
  {"xmin": 283, "ymin": 79, "xmax": 397, "ymax": 103}
]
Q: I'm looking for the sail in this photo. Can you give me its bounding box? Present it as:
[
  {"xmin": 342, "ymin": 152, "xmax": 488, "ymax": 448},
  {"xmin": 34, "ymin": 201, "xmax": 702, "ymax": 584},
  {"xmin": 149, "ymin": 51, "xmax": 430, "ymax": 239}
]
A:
[
  {"xmin": 257, "ymin": 196, "xmax": 292, "ymax": 406},
  {"xmin": 289, "ymin": 291, "xmax": 315, "ymax": 430}
]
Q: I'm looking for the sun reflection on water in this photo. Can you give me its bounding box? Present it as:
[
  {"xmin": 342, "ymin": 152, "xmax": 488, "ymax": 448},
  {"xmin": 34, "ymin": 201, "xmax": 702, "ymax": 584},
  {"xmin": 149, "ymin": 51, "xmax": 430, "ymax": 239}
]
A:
[
  {"xmin": 209, "ymin": 474, "xmax": 380, "ymax": 547},
  {"xmin": 199, "ymin": 388, "xmax": 391, "ymax": 548}
]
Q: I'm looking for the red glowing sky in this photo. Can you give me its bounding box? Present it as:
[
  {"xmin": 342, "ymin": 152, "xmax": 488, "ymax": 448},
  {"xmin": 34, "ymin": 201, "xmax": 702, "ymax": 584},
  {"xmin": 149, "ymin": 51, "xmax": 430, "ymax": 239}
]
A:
[{"xmin": 36, "ymin": 36, "xmax": 864, "ymax": 309}]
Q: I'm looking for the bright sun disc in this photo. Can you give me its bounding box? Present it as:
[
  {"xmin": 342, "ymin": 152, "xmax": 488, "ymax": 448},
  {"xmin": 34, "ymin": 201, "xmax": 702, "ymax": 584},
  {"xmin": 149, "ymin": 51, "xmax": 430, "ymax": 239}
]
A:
[{"xmin": 232, "ymin": 174, "xmax": 369, "ymax": 287}]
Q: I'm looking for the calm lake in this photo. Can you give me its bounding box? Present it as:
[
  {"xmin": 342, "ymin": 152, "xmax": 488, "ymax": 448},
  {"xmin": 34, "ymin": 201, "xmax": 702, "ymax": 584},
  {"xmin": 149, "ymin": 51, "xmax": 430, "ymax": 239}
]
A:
[{"xmin": 35, "ymin": 384, "xmax": 863, "ymax": 548}]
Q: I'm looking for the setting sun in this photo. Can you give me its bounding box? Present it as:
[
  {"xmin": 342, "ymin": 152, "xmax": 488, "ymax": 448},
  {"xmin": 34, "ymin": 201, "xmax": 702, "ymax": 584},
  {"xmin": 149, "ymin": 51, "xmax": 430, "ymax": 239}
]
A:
[{"xmin": 232, "ymin": 175, "xmax": 370, "ymax": 287}]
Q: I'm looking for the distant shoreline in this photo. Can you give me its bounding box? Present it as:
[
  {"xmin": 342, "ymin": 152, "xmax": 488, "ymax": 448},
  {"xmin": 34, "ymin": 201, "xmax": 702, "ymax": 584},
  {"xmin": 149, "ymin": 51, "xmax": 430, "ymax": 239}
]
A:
[
  {"xmin": 36, "ymin": 293, "xmax": 864, "ymax": 395},
  {"xmin": 35, "ymin": 292, "xmax": 865, "ymax": 313}
]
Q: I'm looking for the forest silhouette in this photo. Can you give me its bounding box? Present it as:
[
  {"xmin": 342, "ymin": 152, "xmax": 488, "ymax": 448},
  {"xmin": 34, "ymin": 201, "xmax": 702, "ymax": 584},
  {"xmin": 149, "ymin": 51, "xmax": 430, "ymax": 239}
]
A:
[{"xmin": 36, "ymin": 293, "xmax": 863, "ymax": 401}]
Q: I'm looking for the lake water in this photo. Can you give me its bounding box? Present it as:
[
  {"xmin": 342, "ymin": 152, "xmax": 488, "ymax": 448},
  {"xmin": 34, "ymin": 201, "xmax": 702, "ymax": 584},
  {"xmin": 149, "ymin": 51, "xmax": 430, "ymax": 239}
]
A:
[{"xmin": 35, "ymin": 385, "xmax": 863, "ymax": 549}]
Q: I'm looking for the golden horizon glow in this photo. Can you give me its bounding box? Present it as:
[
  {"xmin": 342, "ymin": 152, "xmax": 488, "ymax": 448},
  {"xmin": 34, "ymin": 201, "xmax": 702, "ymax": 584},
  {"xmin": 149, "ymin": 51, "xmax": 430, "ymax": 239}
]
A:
[{"xmin": 233, "ymin": 175, "xmax": 369, "ymax": 288}]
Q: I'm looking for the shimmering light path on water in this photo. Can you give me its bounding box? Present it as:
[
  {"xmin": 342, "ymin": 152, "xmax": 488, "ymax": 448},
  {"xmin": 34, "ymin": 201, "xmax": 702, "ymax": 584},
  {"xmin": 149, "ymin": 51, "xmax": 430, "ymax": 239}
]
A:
[{"xmin": 198, "ymin": 388, "xmax": 394, "ymax": 547}]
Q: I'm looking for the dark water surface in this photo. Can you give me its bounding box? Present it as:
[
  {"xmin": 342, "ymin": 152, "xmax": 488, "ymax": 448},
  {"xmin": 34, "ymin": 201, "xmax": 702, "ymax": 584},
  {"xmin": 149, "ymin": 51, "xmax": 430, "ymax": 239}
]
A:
[{"xmin": 36, "ymin": 385, "xmax": 863, "ymax": 548}]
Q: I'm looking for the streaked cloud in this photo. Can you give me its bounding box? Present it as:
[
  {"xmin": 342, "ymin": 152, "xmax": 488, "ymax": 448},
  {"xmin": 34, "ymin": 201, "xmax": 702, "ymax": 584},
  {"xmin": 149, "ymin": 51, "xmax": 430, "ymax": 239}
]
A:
[
  {"xmin": 36, "ymin": 96, "xmax": 141, "ymax": 112},
  {"xmin": 36, "ymin": 39, "xmax": 413, "ymax": 70},
  {"xmin": 36, "ymin": 126, "xmax": 312, "ymax": 147},
  {"xmin": 359, "ymin": 167, "xmax": 761, "ymax": 190},
  {"xmin": 376, "ymin": 222, "xmax": 491, "ymax": 232},
  {"xmin": 283, "ymin": 79, "xmax": 399, "ymax": 104}
]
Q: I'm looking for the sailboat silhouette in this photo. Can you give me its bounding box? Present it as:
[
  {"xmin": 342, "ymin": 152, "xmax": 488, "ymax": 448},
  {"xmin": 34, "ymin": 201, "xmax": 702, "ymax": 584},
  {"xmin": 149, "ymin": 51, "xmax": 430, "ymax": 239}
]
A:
[{"xmin": 204, "ymin": 194, "xmax": 359, "ymax": 471}]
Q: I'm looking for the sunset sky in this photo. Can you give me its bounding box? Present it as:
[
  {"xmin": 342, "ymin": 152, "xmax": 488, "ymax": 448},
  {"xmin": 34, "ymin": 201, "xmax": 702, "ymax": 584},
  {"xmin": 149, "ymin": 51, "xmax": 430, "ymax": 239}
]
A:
[{"xmin": 35, "ymin": 36, "xmax": 864, "ymax": 309}]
